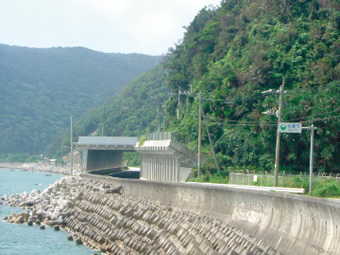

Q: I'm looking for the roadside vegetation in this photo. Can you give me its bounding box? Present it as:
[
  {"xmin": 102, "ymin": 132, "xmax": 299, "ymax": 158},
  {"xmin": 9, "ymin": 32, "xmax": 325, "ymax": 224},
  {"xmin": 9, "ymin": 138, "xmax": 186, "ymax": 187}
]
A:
[{"xmin": 189, "ymin": 169, "xmax": 340, "ymax": 198}]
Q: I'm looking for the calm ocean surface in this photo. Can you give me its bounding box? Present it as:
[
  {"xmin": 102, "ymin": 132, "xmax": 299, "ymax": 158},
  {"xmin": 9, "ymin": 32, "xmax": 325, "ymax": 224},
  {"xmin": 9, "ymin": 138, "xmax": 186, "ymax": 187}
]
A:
[{"xmin": 0, "ymin": 168, "xmax": 96, "ymax": 255}]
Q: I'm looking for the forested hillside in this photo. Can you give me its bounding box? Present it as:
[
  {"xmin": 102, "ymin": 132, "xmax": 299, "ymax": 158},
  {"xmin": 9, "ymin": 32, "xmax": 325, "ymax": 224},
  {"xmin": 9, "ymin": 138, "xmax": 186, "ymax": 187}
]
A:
[
  {"xmin": 58, "ymin": 0, "xmax": 339, "ymax": 173},
  {"xmin": 0, "ymin": 44, "xmax": 161, "ymax": 156},
  {"xmin": 50, "ymin": 65, "xmax": 169, "ymax": 156},
  {"xmin": 164, "ymin": 0, "xmax": 339, "ymax": 173}
]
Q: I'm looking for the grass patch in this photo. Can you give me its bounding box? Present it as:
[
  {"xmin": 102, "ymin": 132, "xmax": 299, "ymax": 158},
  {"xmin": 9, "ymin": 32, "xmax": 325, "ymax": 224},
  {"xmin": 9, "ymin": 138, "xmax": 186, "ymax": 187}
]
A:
[
  {"xmin": 310, "ymin": 180, "xmax": 340, "ymax": 198},
  {"xmin": 191, "ymin": 170, "xmax": 340, "ymax": 198},
  {"xmin": 188, "ymin": 170, "xmax": 229, "ymax": 184}
]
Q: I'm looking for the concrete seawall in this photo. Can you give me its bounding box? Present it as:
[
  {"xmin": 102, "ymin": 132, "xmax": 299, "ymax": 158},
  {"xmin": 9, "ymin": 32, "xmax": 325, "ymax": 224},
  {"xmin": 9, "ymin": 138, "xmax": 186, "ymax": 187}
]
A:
[
  {"xmin": 84, "ymin": 174, "xmax": 340, "ymax": 255},
  {"xmin": 3, "ymin": 176, "xmax": 281, "ymax": 254}
]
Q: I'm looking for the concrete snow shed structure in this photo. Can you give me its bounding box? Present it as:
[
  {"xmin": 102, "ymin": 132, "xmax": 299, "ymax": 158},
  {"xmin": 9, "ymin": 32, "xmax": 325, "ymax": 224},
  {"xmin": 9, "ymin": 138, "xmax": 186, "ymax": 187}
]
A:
[{"xmin": 76, "ymin": 136, "xmax": 138, "ymax": 174}]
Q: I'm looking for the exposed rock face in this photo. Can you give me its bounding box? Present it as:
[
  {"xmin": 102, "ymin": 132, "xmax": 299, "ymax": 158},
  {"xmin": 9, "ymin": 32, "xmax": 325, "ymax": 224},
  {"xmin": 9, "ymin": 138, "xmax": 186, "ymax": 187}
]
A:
[{"xmin": 2, "ymin": 177, "xmax": 280, "ymax": 254}]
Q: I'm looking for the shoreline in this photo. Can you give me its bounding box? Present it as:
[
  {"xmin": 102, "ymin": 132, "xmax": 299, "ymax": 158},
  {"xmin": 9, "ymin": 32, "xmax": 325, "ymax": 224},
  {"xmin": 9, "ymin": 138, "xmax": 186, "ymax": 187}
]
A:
[
  {"xmin": 1, "ymin": 176, "xmax": 278, "ymax": 254},
  {"xmin": 0, "ymin": 162, "xmax": 26, "ymax": 169},
  {"xmin": 0, "ymin": 161, "xmax": 81, "ymax": 175}
]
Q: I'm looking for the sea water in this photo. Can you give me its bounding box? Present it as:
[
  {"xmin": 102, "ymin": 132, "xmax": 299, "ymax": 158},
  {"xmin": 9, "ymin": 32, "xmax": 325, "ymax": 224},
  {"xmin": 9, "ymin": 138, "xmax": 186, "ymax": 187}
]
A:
[{"xmin": 0, "ymin": 168, "xmax": 96, "ymax": 255}]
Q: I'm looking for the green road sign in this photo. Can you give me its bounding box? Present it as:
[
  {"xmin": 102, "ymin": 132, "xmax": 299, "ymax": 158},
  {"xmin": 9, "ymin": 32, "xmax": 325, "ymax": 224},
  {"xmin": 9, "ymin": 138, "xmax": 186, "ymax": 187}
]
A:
[{"xmin": 278, "ymin": 122, "xmax": 302, "ymax": 133}]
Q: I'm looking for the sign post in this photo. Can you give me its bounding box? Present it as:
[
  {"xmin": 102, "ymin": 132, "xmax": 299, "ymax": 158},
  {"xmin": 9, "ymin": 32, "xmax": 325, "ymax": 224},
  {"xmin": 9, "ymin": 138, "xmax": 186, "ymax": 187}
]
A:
[
  {"xmin": 277, "ymin": 122, "xmax": 316, "ymax": 192},
  {"xmin": 302, "ymin": 124, "xmax": 317, "ymax": 193}
]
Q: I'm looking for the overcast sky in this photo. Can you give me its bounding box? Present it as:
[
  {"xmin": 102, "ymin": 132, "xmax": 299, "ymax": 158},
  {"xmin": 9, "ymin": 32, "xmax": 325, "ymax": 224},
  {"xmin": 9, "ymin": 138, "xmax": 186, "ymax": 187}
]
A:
[{"xmin": 0, "ymin": 0, "xmax": 221, "ymax": 55}]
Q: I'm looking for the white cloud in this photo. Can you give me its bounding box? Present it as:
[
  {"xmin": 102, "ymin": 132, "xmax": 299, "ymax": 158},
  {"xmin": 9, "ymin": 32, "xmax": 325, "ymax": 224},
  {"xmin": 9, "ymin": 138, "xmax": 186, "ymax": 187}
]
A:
[{"xmin": 0, "ymin": 0, "xmax": 222, "ymax": 55}]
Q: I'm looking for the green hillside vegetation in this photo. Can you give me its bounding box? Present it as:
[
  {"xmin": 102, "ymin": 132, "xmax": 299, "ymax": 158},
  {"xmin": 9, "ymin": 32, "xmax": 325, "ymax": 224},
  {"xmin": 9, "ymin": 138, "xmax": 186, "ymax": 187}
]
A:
[
  {"xmin": 164, "ymin": 0, "xmax": 340, "ymax": 175},
  {"xmin": 50, "ymin": 65, "xmax": 169, "ymax": 158},
  {"xmin": 0, "ymin": 44, "xmax": 161, "ymax": 157},
  {"xmin": 66, "ymin": 0, "xmax": 339, "ymax": 177}
]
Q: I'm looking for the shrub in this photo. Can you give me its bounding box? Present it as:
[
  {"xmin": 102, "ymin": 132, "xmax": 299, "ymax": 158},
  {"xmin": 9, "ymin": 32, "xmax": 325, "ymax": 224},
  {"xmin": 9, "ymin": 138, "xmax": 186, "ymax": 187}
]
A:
[{"xmin": 311, "ymin": 180, "xmax": 340, "ymax": 198}]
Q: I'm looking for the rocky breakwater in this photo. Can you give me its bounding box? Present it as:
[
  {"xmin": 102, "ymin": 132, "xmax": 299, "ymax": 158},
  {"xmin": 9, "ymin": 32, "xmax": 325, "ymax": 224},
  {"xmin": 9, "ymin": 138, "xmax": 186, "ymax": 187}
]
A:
[{"xmin": 2, "ymin": 177, "xmax": 280, "ymax": 255}]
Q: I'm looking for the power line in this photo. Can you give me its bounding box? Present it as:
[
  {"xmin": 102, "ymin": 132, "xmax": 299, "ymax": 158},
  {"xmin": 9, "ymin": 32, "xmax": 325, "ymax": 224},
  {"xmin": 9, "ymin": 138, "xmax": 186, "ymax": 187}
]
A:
[
  {"xmin": 208, "ymin": 122, "xmax": 277, "ymax": 127},
  {"xmin": 204, "ymin": 115, "xmax": 340, "ymax": 127},
  {"xmin": 176, "ymin": 90, "xmax": 265, "ymax": 103},
  {"xmin": 302, "ymin": 115, "xmax": 340, "ymax": 123},
  {"xmin": 173, "ymin": 82, "xmax": 340, "ymax": 104},
  {"xmin": 171, "ymin": 86, "xmax": 340, "ymax": 126},
  {"xmin": 287, "ymin": 84, "xmax": 340, "ymax": 94},
  {"xmin": 218, "ymin": 118, "xmax": 277, "ymax": 124},
  {"xmin": 285, "ymin": 108, "xmax": 340, "ymax": 122}
]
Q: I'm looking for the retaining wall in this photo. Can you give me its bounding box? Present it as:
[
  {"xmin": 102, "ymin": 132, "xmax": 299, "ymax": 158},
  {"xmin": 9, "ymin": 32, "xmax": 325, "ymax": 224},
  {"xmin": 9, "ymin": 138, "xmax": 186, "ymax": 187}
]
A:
[{"xmin": 83, "ymin": 174, "xmax": 340, "ymax": 255}]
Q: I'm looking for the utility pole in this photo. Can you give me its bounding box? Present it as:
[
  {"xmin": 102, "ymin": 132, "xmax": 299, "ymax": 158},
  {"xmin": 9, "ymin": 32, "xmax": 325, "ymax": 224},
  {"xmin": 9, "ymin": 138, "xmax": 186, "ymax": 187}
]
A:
[
  {"xmin": 302, "ymin": 124, "xmax": 317, "ymax": 193},
  {"xmin": 202, "ymin": 107, "xmax": 221, "ymax": 175},
  {"xmin": 177, "ymin": 86, "xmax": 181, "ymax": 119},
  {"xmin": 70, "ymin": 115, "xmax": 73, "ymax": 176},
  {"xmin": 198, "ymin": 92, "xmax": 202, "ymax": 177},
  {"xmin": 158, "ymin": 101, "xmax": 162, "ymax": 132},
  {"xmin": 274, "ymin": 77, "xmax": 285, "ymax": 187},
  {"xmin": 309, "ymin": 124, "xmax": 316, "ymax": 193},
  {"xmin": 101, "ymin": 123, "xmax": 104, "ymax": 136}
]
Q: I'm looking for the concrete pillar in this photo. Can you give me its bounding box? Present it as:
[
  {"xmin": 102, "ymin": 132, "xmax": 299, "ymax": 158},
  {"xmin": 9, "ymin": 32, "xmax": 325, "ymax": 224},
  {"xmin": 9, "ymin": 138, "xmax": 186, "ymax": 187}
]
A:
[
  {"xmin": 82, "ymin": 149, "xmax": 88, "ymax": 173},
  {"xmin": 153, "ymin": 156, "xmax": 156, "ymax": 181},
  {"xmin": 176, "ymin": 158, "xmax": 179, "ymax": 182},
  {"xmin": 165, "ymin": 155, "xmax": 169, "ymax": 182},
  {"xmin": 146, "ymin": 155, "xmax": 149, "ymax": 180},
  {"xmin": 145, "ymin": 155, "xmax": 148, "ymax": 179},
  {"xmin": 154, "ymin": 156, "xmax": 157, "ymax": 181},
  {"xmin": 172, "ymin": 157, "xmax": 175, "ymax": 182},
  {"xmin": 152, "ymin": 156, "xmax": 155, "ymax": 181},
  {"xmin": 160, "ymin": 156, "xmax": 164, "ymax": 182},
  {"xmin": 155, "ymin": 156, "xmax": 157, "ymax": 181},
  {"xmin": 171, "ymin": 156, "xmax": 175, "ymax": 182},
  {"xmin": 168, "ymin": 156, "xmax": 170, "ymax": 182},
  {"xmin": 159, "ymin": 156, "xmax": 163, "ymax": 182},
  {"xmin": 167, "ymin": 156, "xmax": 171, "ymax": 182},
  {"xmin": 158, "ymin": 156, "xmax": 161, "ymax": 181},
  {"xmin": 148, "ymin": 155, "xmax": 151, "ymax": 180},
  {"xmin": 143, "ymin": 155, "xmax": 146, "ymax": 179},
  {"xmin": 148, "ymin": 155, "xmax": 153, "ymax": 180},
  {"xmin": 156, "ymin": 156, "xmax": 159, "ymax": 181},
  {"xmin": 140, "ymin": 155, "xmax": 143, "ymax": 178},
  {"xmin": 144, "ymin": 155, "xmax": 147, "ymax": 179},
  {"xmin": 164, "ymin": 155, "xmax": 167, "ymax": 182}
]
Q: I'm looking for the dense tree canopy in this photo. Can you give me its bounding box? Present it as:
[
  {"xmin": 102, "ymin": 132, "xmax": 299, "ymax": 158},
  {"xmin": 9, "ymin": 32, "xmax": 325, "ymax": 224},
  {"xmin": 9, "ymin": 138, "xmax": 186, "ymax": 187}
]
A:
[
  {"xmin": 0, "ymin": 45, "xmax": 161, "ymax": 155},
  {"xmin": 164, "ymin": 0, "xmax": 339, "ymax": 173}
]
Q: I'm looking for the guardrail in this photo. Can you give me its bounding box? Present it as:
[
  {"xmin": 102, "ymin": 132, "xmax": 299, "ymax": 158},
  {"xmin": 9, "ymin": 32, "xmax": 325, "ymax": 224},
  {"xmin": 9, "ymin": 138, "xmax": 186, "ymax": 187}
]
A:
[
  {"xmin": 229, "ymin": 171, "xmax": 340, "ymax": 187},
  {"xmin": 186, "ymin": 182, "xmax": 305, "ymax": 194}
]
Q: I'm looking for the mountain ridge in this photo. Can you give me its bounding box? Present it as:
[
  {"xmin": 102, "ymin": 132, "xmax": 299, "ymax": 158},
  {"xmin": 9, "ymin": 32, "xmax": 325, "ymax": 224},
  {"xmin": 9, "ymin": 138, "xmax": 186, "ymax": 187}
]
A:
[{"xmin": 0, "ymin": 44, "xmax": 161, "ymax": 154}]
